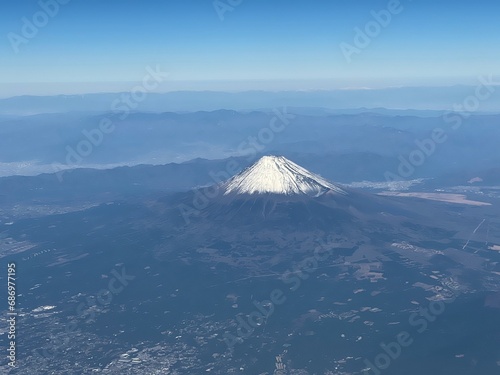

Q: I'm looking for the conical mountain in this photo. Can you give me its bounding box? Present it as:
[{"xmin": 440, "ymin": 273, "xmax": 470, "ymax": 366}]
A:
[{"xmin": 222, "ymin": 155, "xmax": 345, "ymax": 197}]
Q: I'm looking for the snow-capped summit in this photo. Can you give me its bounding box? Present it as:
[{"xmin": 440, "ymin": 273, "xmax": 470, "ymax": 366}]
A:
[{"xmin": 223, "ymin": 155, "xmax": 345, "ymax": 197}]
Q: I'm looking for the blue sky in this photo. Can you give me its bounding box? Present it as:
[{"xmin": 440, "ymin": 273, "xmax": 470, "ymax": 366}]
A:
[{"xmin": 1, "ymin": 0, "xmax": 500, "ymax": 96}]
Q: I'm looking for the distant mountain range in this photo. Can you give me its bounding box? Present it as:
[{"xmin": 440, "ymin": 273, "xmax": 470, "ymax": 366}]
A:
[
  {"xmin": 1, "ymin": 110, "xmax": 499, "ymax": 180},
  {"xmin": 2, "ymin": 86, "xmax": 500, "ymax": 115}
]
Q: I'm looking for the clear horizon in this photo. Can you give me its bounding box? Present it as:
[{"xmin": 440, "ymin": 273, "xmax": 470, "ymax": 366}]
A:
[{"xmin": 0, "ymin": 78, "xmax": 493, "ymax": 99}]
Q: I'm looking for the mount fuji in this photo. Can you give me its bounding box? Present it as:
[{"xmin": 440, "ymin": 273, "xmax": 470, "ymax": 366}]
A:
[
  {"xmin": 196, "ymin": 155, "xmax": 415, "ymax": 225},
  {"xmin": 222, "ymin": 155, "xmax": 346, "ymax": 197}
]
